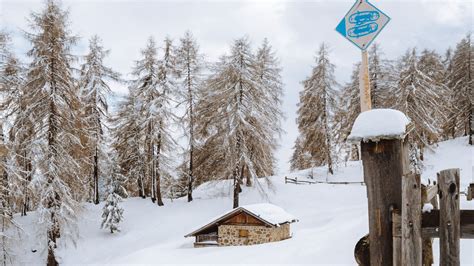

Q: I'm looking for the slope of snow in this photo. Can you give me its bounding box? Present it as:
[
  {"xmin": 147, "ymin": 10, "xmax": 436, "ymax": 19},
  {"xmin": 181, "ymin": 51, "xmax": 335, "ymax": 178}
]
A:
[
  {"xmin": 10, "ymin": 137, "xmax": 473, "ymax": 265},
  {"xmin": 348, "ymin": 109, "xmax": 410, "ymax": 142}
]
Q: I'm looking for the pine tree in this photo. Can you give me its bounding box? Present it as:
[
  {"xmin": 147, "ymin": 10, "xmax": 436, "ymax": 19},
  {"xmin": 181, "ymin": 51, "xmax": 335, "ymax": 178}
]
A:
[
  {"xmin": 175, "ymin": 31, "xmax": 203, "ymax": 202},
  {"xmin": 445, "ymin": 34, "xmax": 473, "ymax": 144},
  {"xmin": 101, "ymin": 161, "xmax": 126, "ymax": 234},
  {"xmin": 23, "ymin": 1, "xmax": 83, "ymax": 264},
  {"xmin": 294, "ymin": 43, "xmax": 338, "ymax": 174},
  {"xmin": 79, "ymin": 36, "xmax": 120, "ymax": 204},
  {"xmin": 394, "ymin": 48, "xmax": 445, "ymax": 168},
  {"xmin": 196, "ymin": 37, "xmax": 282, "ymax": 208}
]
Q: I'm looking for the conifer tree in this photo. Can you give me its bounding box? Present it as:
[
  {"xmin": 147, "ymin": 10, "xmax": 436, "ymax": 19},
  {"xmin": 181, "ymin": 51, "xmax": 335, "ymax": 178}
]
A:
[
  {"xmin": 394, "ymin": 48, "xmax": 445, "ymax": 168},
  {"xmin": 196, "ymin": 37, "xmax": 282, "ymax": 208},
  {"xmin": 334, "ymin": 63, "xmax": 360, "ymax": 161},
  {"xmin": 79, "ymin": 35, "xmax": 120, "ymax": 204},
  {"xmin": 445, "ymin": 34, "xmax": 473, "ymax": 144},
  {"xmin": 294, "ymin": 43, "xmax": 338, "ymax": 174},
  {"xmin": 175, "ymin": 31, "xmax": 203, "ymax": 202},
  {"xmin": 112, "ymin": 92, "xmax": 145, "ymax": 198},
  {"xmin": 101, "ymin": 161, "xmax": 126, "ymax": 234},
  {"xmin": 23, "ymin": 1, "xmax": 83, "ymax": 264},
  {"xmin": 368, "ymin": 43, "xmax": 393, "ymax": 108}
]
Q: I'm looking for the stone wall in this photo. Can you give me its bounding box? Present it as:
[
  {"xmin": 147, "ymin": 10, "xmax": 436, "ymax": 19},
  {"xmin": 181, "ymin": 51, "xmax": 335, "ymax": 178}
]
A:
[{"xmin": 218, "ymin": 223, "xmax": 290, "ymax": 246}]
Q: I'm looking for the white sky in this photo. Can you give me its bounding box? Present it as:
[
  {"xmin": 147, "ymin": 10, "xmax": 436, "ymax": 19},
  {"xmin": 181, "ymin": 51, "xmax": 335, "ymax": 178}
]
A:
[{"xmin": 1, "ymin": 0, "xmax": 472, "ymax": 173}]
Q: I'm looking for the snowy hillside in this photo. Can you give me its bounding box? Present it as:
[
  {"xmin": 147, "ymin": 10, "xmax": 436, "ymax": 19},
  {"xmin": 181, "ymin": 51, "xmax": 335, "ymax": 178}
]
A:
[{"xmin": 12, "ymin": 137, "xmax": 474, "ymax": 265}]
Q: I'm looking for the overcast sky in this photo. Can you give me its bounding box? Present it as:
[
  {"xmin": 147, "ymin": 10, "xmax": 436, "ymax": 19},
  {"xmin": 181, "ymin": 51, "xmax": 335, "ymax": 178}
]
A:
[{"xmin": 1, "ymin": 0, "xmax": 472, "ymax": 173}]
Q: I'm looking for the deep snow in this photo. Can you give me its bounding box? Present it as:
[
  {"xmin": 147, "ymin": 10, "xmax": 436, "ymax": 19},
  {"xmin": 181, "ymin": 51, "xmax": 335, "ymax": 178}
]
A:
[{"xmin": 11, "ymin": 137, "xmax": 474, "ymax": 265}]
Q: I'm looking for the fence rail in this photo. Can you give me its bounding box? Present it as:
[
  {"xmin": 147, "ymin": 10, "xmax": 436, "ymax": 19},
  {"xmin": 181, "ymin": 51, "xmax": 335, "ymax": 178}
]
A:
[{"xmin": 284, "ymin": 176, "xmax": 364, "ymax": 185}]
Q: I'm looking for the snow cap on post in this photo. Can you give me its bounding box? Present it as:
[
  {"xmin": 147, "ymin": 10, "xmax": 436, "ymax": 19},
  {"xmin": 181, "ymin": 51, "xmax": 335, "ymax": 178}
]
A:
[{"xmin": 348, "ymin": 109, "xmax": 410, "ymax": 142}]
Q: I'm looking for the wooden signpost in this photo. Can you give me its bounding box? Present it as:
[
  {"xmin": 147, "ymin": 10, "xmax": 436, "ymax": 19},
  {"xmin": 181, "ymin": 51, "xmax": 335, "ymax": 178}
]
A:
[{"xmin": 336, "ymin": 0, "xmax": 390, "ymax": 112}]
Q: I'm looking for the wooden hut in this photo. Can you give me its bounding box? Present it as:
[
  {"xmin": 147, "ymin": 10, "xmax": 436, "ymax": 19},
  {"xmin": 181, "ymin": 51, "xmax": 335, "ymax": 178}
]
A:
[{"xmin": 185, "ymin": 203, "xmax": 297, "ymax": 247}]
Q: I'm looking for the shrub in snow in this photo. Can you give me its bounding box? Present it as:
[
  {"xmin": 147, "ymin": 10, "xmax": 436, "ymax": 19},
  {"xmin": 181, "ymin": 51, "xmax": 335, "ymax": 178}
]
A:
[
  {"xmin": 101, "ymin": 192, "xmax": 124, "ymax": 234},
  {"xmin": 101, "ymin": 173, "xmax": 126, "ymax": 234}
]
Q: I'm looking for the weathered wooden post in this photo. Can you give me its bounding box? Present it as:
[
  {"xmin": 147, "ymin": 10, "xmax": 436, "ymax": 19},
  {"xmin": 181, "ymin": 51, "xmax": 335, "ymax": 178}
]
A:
[
  {"xmin": 401, "ymin": 173, "xmax": 422, "ymax": 265},
  {"xmin": 348, "ymin": 109, "xmax": 410, "ymax": 266},
  {"xmin": 438, "ymin": 168, "xmax": 460, "ymax": 266}
]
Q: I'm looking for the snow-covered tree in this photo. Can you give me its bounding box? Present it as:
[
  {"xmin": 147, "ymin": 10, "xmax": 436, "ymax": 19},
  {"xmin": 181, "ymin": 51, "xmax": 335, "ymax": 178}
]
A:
[
  {"xmin": 113, "ymin": 37, "xmax": 175, "ymax": 206},
  {"xmin": 175, "ymin": 31, "xmax": 203, "ymax": 202},
  {"xmin": 195, "ymin": 37, "xmax": 282, "ymax": 208},
  {"xmin": 293, "ymin": 43, "xmax": 338, "ymax": 174},
  {"xmin": 334, "ymin": 63, "xmax": 361, "ymax": 161},
  {"xmin": 111, "ymin": 92, "xmax": 145, "ymax": 198},
  {"xmin": 0, "ymin": 32, "xmax": 32, "ymax": 217},
  {"xmin": 23, "ymin": 1, "xmax": 83, "ymax": 264},
  {"xmin": 394, "ymin": 48, "xmax": 445, "ymax": 168},
  {"xmin": 289, "ymin": 136, "xmax": 312, "ymax": 171},
  {"xmin": 368, "ymin": 43, "xmax": 396, "ymax": 108},
  {"xmin": 101, "ymin": 161, "xmax": 126, "ymax": 234},
  {"xmin": 79, "ymin": 35, "xmax": 120, "ymax": 204},
  {"xmin": 444, "ymin": 34, "xmax": 473, "ymax": 144}
]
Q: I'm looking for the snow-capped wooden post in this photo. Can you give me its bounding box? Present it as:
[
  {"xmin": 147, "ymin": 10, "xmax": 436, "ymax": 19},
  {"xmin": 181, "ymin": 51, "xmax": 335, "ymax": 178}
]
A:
[
  {"xmin": 348, "ymin": 109, "xmax": 411, "ymax": 266},
  {"xmin": 437, "ymin": 168, "xmax": 460, "ymax": 266}
]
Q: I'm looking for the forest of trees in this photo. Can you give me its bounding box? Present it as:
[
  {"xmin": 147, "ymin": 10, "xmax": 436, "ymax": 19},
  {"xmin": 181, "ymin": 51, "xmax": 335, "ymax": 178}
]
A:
[
  {"xmin": 291, "ymin": 36, "xmax": 473, "ymax": 172},
  {"xmin": 0, "ymin": 0, "xmax": 472, "ymax": 265}
]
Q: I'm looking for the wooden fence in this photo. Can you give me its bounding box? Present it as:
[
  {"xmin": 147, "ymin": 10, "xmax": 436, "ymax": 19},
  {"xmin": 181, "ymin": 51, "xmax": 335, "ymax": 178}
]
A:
[
  {"xmin": 284, "ymin": 176, "xmax": 364, "ymax": 185},
  {"xmin": 355, "ymin": 136, "xmax": 474, "ymax": 266}
]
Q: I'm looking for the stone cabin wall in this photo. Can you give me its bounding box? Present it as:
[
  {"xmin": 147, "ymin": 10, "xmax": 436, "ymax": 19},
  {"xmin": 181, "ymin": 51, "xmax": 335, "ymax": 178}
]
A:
[{"xmin": 217, "ymin": 223, "xmax": 290, "ymax": 246}]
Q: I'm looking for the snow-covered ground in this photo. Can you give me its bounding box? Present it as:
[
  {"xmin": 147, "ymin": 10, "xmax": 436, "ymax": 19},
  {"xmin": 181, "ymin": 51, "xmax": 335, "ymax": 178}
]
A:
[{"xmin": 12, "ymin": 137, "xmax": 474, "ymax": 265}]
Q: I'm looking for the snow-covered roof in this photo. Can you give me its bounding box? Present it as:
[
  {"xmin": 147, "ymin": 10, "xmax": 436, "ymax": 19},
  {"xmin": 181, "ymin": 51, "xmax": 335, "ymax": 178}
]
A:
[
  {"xmin": 347, "ymin": 109, "xmax": 411, "ymax": 142},
  {"xmin": 185, "ymin": 203, "xmax": 297, "ymax": 237}
]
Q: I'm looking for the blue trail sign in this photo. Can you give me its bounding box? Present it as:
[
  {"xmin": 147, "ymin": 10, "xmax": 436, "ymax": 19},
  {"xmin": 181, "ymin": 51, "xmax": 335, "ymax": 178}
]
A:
[{"xmin": 336, "ymin": 0, "xmax": 390, "ymax": 50}]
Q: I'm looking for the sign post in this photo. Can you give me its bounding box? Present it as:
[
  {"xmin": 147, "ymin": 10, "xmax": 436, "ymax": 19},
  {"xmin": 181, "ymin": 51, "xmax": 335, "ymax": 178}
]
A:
[{"xmin": 336, "ymin": 0, "xmax": 390, "ymax": 112}]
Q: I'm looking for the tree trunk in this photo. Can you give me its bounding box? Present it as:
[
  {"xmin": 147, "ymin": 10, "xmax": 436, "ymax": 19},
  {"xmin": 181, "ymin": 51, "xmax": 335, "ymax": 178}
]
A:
[
  {"xmin": 155, "ymin": 124, "xmax": 164, "ymax": 206},
  {"xmin": 93, "ymin": 147, "xmax": 99, "ymax": 204},
  {"xmin": 187, "ymin": 59, "xmax": 194, "ymax": 202}
]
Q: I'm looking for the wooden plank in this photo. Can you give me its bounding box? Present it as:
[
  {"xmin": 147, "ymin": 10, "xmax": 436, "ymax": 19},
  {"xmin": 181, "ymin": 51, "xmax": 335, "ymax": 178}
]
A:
[
  {"xmin": 392, "ymin": 210, "xmax": 474, "ymax": 239},
  {"xmin": 425, "ymin": 185, "xmax": 438, "ymax": 203},
  {"xmin": 421, "ymin": 185, "xmax": 433, "ymax": 266},
  {"xmin": 467, "ymin": 183, "xmax": 474, "ymax": 201},
  {"xmin": 438, "ymin": 168, "xmax": 461, "ymax": 266},
  {"xmin": 392, "ymin": 209, "xmax": 401, "ymax": 266},
  {"xmin": 361, "ymin": 138, "xmax": 408, "ymax": 266},
  {"xmin": 401, "ymin": 174, "xmax": 422, "ymax": 266}
]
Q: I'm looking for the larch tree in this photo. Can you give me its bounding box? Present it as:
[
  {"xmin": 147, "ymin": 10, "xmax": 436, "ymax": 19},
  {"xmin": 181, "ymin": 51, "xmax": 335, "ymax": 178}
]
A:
[
  {"xmin": 334, "ymin": 63, "xmax": 360, "ymax": 161},
  {"xmin": 289, "ymin": 136, "xmax": 312, "ymax": 171},
  {"xmin": 79, "ymin": 35, "xmax": 120, "ymax": 204},
  {"xmin": 23, "ymin": 1, "xmax": 83, "ymax": 264},
  {"xmin": 196, "ymin": 37, "xmax": 282, "ymax": 208},
  {"xmin": 0, "ymin": 32, "xmax": 32, "ymax": 217},
  {"xmin": 394, "ymin": 48, "xmax": 445, "ymax": 170},
  {"xmin": 112, "ymin": 91, "xmax": 145, "ymax": 198},
  {"xmin": 175, "ymin": 31, "xmax": 203, "ymax": 202},
  {"xmin": 116, "ymin": 37, "xmax": 175, "ymax": 206},
  {"xmin": 294, "ymin": 43, "xmax": 338, "ymax": 174},
  {"xmin": 445, "ymin": 34, "xmax": 473, "ymax": 144},
  {"xmin": 246, "ymin": 38, "xmax": 283, "ymax": 185},
  {"xmin": 368, "ymin": 43, "xmax": 395, "ymax": 108}
]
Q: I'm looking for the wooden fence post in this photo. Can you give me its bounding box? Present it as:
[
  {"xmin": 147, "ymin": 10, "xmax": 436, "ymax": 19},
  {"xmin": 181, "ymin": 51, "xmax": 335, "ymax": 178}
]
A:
[
  {"xmin": 438, "ymin": 168, "xmax": 460, "ymax": 266},
  {"xmin": 392, "ymin": 208, "xmax": 401, "ymax": 266},
  {"xmin": 361, "ymin": 138, "xmax": 409, "ymax": 266},
  {"xmin": 401, "ymin": 173, "xmax": 422, "ymax": 265}
]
